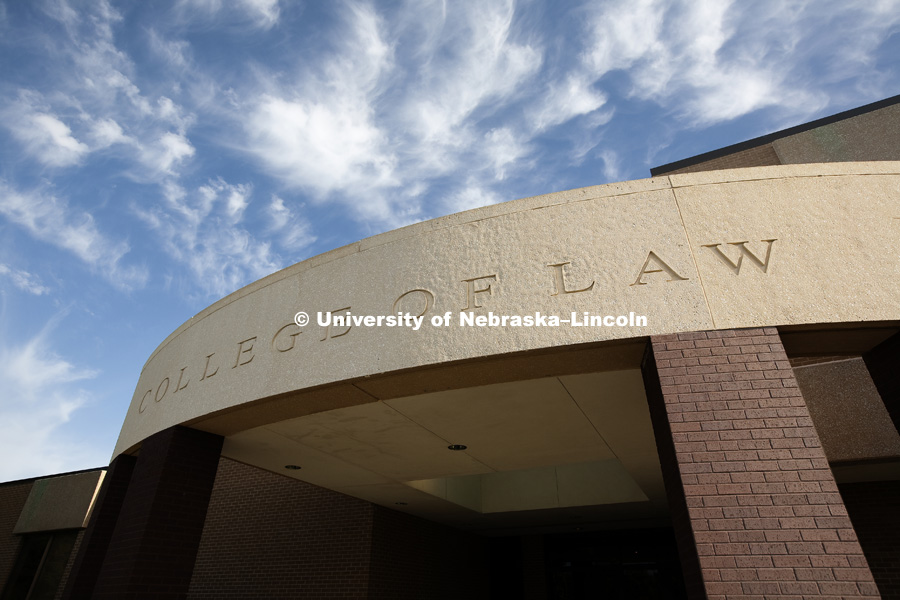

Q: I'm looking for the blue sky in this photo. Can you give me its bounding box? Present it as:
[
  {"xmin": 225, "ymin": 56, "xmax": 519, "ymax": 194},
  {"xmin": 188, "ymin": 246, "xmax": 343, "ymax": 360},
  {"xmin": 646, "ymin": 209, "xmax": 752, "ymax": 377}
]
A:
[{"xmin": 0, "ymin": 0, "xmax": 898, "ymax": 481}]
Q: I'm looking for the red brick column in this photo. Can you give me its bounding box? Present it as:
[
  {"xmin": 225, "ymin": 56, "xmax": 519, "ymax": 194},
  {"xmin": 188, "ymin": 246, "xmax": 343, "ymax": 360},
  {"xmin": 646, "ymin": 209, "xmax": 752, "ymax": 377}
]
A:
[
  {"xmin": 642, "ymin": 327, "xmax": 881, "ymax": 599},
  {"xmin": 92, "ymin": 426, "xmax": 223, "ymax": 600}
]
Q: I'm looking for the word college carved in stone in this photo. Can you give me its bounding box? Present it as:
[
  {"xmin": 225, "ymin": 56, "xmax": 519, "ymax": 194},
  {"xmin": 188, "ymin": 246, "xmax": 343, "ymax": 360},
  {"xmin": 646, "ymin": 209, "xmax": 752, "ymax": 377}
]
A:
[
  {"xmin": 115, "ymin": 165, "xmax": 900, "ymax": 456},
  {"xmin": 136, "ymin": 240, "xmax": 777, "ymax": 416}
]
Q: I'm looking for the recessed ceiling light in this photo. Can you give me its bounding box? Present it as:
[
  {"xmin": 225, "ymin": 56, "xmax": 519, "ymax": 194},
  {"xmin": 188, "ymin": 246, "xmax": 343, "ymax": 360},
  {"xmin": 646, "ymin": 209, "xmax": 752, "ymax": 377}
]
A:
[
  {"xmin": 284, "ymin": 464, "xmax": 302, "ymax": 470},
  {"xmin": 447, "ymin": 444, "xmax": 467, "ymax": 451}
]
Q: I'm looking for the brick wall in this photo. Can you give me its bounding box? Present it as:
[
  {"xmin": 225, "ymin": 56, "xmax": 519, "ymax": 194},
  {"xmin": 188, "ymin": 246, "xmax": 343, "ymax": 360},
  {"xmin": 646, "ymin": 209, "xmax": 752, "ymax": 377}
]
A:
[
  {"xmin": 661, "ymin": 144, "xmax": 781, "ymax": 175},
  {"xmin": 841, "ymin": 481, "xmax": 900, "ymax": 599},
  {"xmin": 93, "ymin": 426, "xmax": 223, "ymax": 599},
  {"xmin": 643, "ymin": 327, "xmax": 880, "ymax": 599},
  {"xmin": 0, "ymin": 479, "xmax": 33, "ymax": 590},
  {"xmin": 52, "ymin": 531, "xmax": 82, "ymax": 600},
  {"xmin": 188, "ymin": 458, "xmax": 375, "ymax": 599},
  {"xmin": 62, "ymin": 455, "xmax": 135, "ymax": 600},
  {"xmin": 189, "ymin": 458, "xmax": 491, "ymax": 599}
]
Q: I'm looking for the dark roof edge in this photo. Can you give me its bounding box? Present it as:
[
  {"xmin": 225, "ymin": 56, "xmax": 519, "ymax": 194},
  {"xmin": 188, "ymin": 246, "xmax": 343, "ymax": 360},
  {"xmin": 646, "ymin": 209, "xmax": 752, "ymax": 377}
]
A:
[
  {"xmin": 650, "ymin": 93, "xmax": 900, "ymax": 176},
  {"xmin": 0, "ymin": 466, "xmax": 107, "ymax": 488}
]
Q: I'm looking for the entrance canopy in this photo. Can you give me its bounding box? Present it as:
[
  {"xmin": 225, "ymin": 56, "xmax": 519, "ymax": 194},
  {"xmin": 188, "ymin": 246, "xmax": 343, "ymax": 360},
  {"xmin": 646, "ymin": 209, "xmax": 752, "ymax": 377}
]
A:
[{"xmin": 115, "ymin": 163, "xmax": 900, "ymax": 529}]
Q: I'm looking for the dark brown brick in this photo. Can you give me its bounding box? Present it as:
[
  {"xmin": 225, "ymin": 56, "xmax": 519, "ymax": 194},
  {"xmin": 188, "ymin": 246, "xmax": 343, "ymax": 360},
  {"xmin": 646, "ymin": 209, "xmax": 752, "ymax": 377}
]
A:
[{"xmin": 643, "ymin": 328, "xmax": 880, "ymax": 600}]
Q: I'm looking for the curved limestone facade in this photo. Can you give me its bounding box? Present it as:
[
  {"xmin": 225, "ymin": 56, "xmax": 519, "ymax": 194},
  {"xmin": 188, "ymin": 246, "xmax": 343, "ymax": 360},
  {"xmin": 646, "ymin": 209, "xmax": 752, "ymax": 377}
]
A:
[{"xmin": 119, "ymin": 162, "xmax": 900, "ymax": 457}]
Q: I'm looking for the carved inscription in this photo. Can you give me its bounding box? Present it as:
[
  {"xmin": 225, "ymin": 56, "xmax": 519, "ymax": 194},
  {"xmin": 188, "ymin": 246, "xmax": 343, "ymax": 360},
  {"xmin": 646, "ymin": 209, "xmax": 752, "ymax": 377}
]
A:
[
  {"xmin": 702, "ymin": 239, "xmax": 777, "ymax": 274},
  {"xmin": 234, "ymin": 337, "xmax": 257, "ymax": 368},
  {"xmin": 174, "ymin": 367, "xmax": 189, "ymax": 394},
  {"xmin": 137, "ymin": 236, "xmax": 784, "ymax": 416},
  {"xmin": 155, "ymin": 378, "xmax": 169, "ymax": 403},
  {"xmin": 547, "ymin": 262, "xmax": 595, "ymax": 296},
  {"xmin": 321, "ymin": 306, "xmax": 352, "ymax": 340},
  {"xmin": 272, "ymin": 323, "xmax": 301, "ymax": 352},
  {"xmin": 201, "ymin": 353, "xmax": 219, "ymax": 380},
  {"xmin": 461, "ymin": 275, "xmax": 497, "ymax": 311},
  {"xmin": 392, "ymin": 289, "xmax": 434, "ymax": 317},
  {"xmin": 631, "ymin": 251, "xmax": 688, "ymax": 286}
]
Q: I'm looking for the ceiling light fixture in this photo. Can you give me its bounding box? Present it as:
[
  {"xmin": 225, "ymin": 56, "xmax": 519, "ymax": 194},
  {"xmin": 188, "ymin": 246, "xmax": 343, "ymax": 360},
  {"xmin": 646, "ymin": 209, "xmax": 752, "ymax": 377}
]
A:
[
  {"xmin": 284, "ymin": 465, "xmax": 302, "ymax": 470},
  {"xmin": 447, "ymin": 444, "xmax": 467, "ymax": 451}
]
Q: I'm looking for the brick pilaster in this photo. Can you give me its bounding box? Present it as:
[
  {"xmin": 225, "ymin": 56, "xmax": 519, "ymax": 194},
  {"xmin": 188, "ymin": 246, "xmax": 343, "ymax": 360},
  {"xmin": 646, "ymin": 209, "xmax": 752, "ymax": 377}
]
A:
[
  {"xmin": 60, "ymin": 454, "xmax": 136, "ymax": 600},
  {"xmin": 92, "ymin": 426, "xmax": 223, "ymax": 600},
  {"xmin": 642, "ymin": 327, "xmax": 881, "ymax": 599},
  {"xmin": 863, "ymin": 331, "xmax": 900, "ymax": 434}
]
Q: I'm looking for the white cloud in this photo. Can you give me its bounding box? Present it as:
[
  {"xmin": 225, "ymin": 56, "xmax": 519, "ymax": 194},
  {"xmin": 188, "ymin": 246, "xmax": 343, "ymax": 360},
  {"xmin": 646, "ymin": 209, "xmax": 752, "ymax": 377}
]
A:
[
  {"xmin": 9, "ymin": 0, "xmax": 899, "ymax": 249},
  {"xmin": 243, "ymin": 3, "xmax": 401, "ymax": 222},
  {"xmin": 135, "ymin": 179, "xmax": 292, "ymax": 297},
  {"xmin": 148, "ymin": 29, "xmax": 191, "ymax": 69},
  {"xmin": 482, "ymin": 128, "xmax": 530, "ymax": 181},
  {"xmin": 0, "ymin": 265, "xmax": 50, "ymax": 296},
  {"xmin": 0, "ymin": 318, "xmax": 105, "ymax": 480},
  {"xmin": 267, "ymin": 196, "xmax": 316, "ymax": 251},
  {"xmin": 20, "ymin": 113, "xmax": 89, "ymax": 166},
  {"xmin": 398, "ymin": 0, "xmax": 542, "ymax": 141},
  {"xmin": 242, "ymin": 0, "xmax": 547, "ymax": 223},
  {"xmin": 586, "ymin": 0, "xmax": 666, "ymax": 76},
  {"xmin": 176, "ymin": 0, "xmax": 282, "ymax": 29},
  {"xmin": 599, "ymin": 149, "xmax": 622, "ymax": 183},
  {"xmin": 248, "ymin": 94, "xmax": 395, "ymax": 198},
  {"xmin": 15, "ymin": 0, "xmax": 197, "ymax": 184},
  {"xmin": 267, "ymin": 195, "xmax": 290, "ymax": 230},
  {"xmin": 139, "ymin": 131, "xmax": 195, "ymax": 176},
  {"xmin": 527, "ymin": 75, "xmax": 608, "ymax": 132},
  {"xmin": 444, "ymin": 184, "xmax": 504, "ymax": 214},
  {"xmin": 1, "ymin": 92, "xmax": 90, "ymax": 167},
  {"xmin": 582, "ymin": 0, "xmax": 900, "ymax": 125},
  {"xmin": 40, "ymin": 0, "xmax": 148, "ymax": 114},
  {"xmin": 88, "ymin": 118, "xmax": 128, "ymax": 149},
  {"xmin": 0, "ymin": 182, "xmax": 147, "ymax": 290}
]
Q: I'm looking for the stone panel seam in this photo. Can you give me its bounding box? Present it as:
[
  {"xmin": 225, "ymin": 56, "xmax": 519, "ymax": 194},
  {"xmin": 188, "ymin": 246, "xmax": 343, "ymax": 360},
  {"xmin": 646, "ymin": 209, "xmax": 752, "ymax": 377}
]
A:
[{"xmin": 668, "ymin": 184, "xmax": 716, "ymax": 330}]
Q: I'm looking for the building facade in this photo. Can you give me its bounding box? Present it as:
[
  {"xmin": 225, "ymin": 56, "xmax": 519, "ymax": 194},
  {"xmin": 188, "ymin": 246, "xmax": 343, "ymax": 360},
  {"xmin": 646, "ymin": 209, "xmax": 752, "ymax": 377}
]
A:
[{"xmin": 2, "ymin": 95, "xmax": 900, "ymax": 599}]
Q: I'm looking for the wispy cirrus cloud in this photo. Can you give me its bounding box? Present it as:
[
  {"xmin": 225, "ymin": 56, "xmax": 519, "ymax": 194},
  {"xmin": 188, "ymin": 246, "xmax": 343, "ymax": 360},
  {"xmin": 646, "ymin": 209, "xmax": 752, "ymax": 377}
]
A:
[
  {"xmin": 3, "ymin": 0, "xmax": 899, "ymax": 300},
  {"xmin": 0, "ymin": 264, "xmax": 50, "ymax": 296},
  {"xmin": 134, "ymin": 178, "xmax": 300, "ymax": 297},
  {"xmin": 241, "ymin": 0, "xmax": 545, "ymax": 224},
  {"xmin": 0, "ymin": 316, "xmax": 105, "ymax": 480},
  {"xmin": 175, "ymin": 0, "xmax": 282, "ymax": 29},
  {"xmin": 0, "ymin": 181, "xmax": 148, "ymax": 290},
  {"xmin": 582, "ymin": 0, "xmax": 900, "ymax": 125},
  {"xmin": 243, "ymin": 3, "xmax": 398, "ymax": 221},
  {"xmin": 5, "ymin": 0, "xmax": 196, "ymax": 180},
  {"xmin": 267, "ymin": 196, "xmax": 316, "ymax": 251},
  {"xmin": 236, "ymin": 0, "xmax": 899, "ymax": 227},
  {"xmin": 0, "ymin": 0, "xmax": 897, "ymax": 483},
  {"xmin": 2, "ymin": 92, "xmax": 90, "ymax": 167},
  {"xmin": 526, "ymin": 74, "xmax": 608, "ymax": 133}
]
